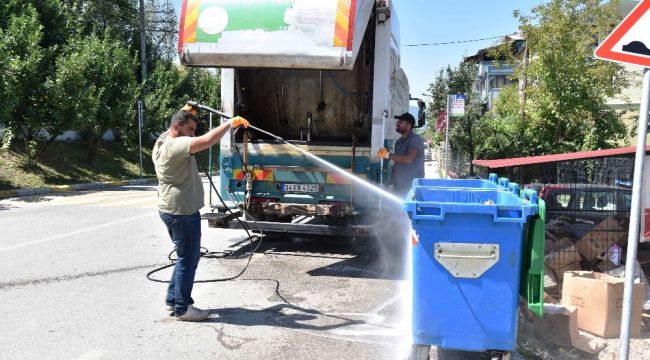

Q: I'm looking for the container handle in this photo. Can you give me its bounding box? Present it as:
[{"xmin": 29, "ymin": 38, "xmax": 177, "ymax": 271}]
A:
[
  {"xmin": 521, "ymin": 189, "xmax": 538, "ymax": 205},
  {"xmin": 414, "ymin": 204, "xmax": 443, "ymax": 218},
  {"xmin": 508, "ymin": 182, "xmax": 520, "ymax": 196}
]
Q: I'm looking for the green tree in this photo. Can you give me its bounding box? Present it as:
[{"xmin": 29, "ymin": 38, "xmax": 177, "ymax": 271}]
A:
[
  {"xmin": 145, "ymin": 0, "xmax": 178, "ymax": 63},
  {"xmin": 0, "ymin": 6, "xmax": 47, "ymax": 162},
  {"xmin": 64, "ymin": 0, "xmax": 138, "ymax": 42},
  {"xmin": 50, "ymin": 34, "xmax": 138, "ymax": 162},
  {"xmin": 503, "ymin": 0, "xmax": 629, "ymax": 154},
  {"xmin": 0, "ymin": 0, "xmax": 72, "ymax": 160},
  {"xmin": 125, "ymin": 64, "xmax": 220, "ymax": 150},
  {"xmin": 426, "ymin": 62, "xmax": 490, "ymax": 175},
  {"xmin": 0, "ymin": 28, "xmax": 14, "ymax": 135},
  {"xmin": 482, "ymin": 84, "xmax": 520, "ymax": 159},
  {"xmin": 0, "ymin": 0, "xmax": 68, "ymax": 49},
  {"xmin": 425, "ymin": 69, "xmax": 448, "ymax": 138}
]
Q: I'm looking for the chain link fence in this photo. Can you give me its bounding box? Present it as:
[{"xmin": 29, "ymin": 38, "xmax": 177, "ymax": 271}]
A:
[{"xmin": 470, "ymin": 152, "xmax": 649, "ymax": 306}]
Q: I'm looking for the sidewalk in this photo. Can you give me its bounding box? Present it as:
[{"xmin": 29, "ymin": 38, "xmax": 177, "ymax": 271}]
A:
[
  {"xmin": 0, "ymin": 178, "xmax": 158, "ymax": 200},
  {"xmin": 424, "ymin": 160, "xmax": 442, "ymax": 179}
]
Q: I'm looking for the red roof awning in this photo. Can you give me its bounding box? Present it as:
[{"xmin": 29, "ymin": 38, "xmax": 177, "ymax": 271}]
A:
[{"xmin": 472, "ymin": 145, "xmax": 650, "ymax": 169}]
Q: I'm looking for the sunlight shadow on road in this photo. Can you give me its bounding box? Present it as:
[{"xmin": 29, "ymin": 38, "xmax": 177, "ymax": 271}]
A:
[{"xmin": 205, "ymin": 303, "xmax": 364, "ymax": 332}]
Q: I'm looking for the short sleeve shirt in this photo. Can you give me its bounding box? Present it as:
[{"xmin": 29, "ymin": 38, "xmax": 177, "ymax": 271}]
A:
[
  {"xmin": 152, "ymin": 132, "xmax": 204, "ymax": 215},
  {"xmin": 391, "ymin": 132, "xmax": 425, "ymax": 194}
]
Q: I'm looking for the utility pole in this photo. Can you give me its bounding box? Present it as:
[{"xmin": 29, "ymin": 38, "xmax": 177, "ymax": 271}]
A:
[
  {"xmin": 139, "ymin": 0, "xmax": 147, "ymax": 84},
  {"xmin": 137, "ymin": 0, "xmax": 147, "ymax": 177}
]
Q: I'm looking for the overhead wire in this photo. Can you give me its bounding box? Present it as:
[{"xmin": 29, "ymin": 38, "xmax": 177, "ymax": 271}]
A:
[{"xmin": 403, "ymin": 35, "xmax": 507, "ymax": 47}]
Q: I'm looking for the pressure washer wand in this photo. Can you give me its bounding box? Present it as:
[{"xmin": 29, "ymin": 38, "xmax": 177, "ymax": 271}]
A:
[
  {"xmin": 187, "ymin": 101, "xmax": 284, "ymax": 142},
  {"xmin": 247, "ymin": 125, "xmax": 284, "ymax": 142},
  {"xmin": 187, "ymin": 101, "xmax": 230, "ymax": 119}
]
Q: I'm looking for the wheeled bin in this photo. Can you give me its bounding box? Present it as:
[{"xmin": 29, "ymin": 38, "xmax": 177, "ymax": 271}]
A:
[{"xmin": 403, "ymin": 179, "xmax": 540, "ymax": 354}]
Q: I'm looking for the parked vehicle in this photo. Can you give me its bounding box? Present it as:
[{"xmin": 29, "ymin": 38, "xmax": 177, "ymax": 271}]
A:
[
  {"xmin": 539, "ymin": 184, "xmax": 631, "ymax": 240},
  {"xmin": 178, "ymin": 0, "xmax": 423, "ymax": 237},
  {"xmin": 424, "ymin": 147, "xmax": 432, "ymax": 161}
]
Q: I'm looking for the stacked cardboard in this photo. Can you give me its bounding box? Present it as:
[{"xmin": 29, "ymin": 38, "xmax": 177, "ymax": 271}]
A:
[
  {"xmin": 574, "ymin": 217, "xmax": 627, "ymax": 262},
  {"xmin": 545, "ymin": 238, "xmax": 582, "ymax": 282},
  {"xmin": 544, "ymin": 216, "xmax": 628, "ymax": 288},
  {"xmin": 561, "ymin": 271, "xmax": 644, "ymax": 337}
]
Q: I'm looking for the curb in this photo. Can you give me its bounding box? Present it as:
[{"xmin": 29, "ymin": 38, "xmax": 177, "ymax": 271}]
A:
[{"xmin": 0, "ymin": 178, "xmax": 158, "ymax": 200}]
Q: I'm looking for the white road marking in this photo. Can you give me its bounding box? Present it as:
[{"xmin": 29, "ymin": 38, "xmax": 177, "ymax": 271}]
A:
[
  {"xmin": 0, "ymin": 212, "xmax": 156, "ymax": 254},
  {"xmin": 75, "ymin": 350, "xmax": 107, "ymax": 360}
]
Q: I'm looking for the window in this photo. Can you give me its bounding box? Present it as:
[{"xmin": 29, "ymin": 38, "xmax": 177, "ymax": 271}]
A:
[
  {"xmin": 550, "ymin": 193, "xmax": 571, "ymax": 209},
  {"xmin": 489, "ymin": 76, "xmax": 509, "ymax": 90},
  {"xmin": 591, "ymin": 191, "xmax": 615, "ymax": 211},
  {"xmin": 622, "ymin": 193, "xmax": 632, "ymax": 212}
]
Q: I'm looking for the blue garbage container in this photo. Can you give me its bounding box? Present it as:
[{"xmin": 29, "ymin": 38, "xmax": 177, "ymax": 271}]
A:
[{"xmin": 404, "ymin": 181, "xmax": 538, "ymax": 352}]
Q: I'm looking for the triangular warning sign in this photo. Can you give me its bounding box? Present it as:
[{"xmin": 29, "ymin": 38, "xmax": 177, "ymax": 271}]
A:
[{"xmin": 594, "ymin": 0, "xmax": 650, "ymax": 67}]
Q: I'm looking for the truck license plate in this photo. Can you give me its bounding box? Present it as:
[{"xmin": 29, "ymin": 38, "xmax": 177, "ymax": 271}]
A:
[{"xmin": 281, "ymin": 183, "xmax": 321, "ymax": 193}]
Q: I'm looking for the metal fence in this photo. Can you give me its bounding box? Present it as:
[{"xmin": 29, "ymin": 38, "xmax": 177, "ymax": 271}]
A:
[
  {"xmin": 440, "ymin": 148, "xmax": 474, "ymax": 179},
  {"xmin": 473, "ymin": 155, "xmax": 646, "ymax": 299}
]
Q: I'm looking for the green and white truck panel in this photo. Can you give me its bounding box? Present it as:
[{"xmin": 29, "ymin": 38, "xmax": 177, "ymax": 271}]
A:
[
  {"xmin": 179, "ymin": 0, "xmax": 376, "ymax": 70},
  {"xmin": 178, "ymin": 0, "xmax": 415, "ymax": 236}
]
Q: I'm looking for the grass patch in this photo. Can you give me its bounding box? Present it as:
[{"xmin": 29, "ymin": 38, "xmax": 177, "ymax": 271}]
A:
[
  {"xmin": 0, "ymin": 140, "xmax": 220, "ymax": 191},
  {"xmin": 0, "ymin": 141, "xmax": 158, "ymax": 190}
]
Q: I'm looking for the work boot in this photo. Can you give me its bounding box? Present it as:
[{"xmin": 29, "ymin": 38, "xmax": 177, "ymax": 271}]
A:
[{"xmin": 176, "ymin": 305, "xmax": 210, "ymax": 322}]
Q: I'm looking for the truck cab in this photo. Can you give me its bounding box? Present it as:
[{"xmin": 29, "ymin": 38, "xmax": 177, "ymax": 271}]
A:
[{"xmin": 178, "ymin": 0, "xmax": 420, "ymax": 237}]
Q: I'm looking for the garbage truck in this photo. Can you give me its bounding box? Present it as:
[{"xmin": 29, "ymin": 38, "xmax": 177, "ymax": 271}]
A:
[{"xmin": 178, "ymin": 0, "xmax": 424, "ymax": 237}]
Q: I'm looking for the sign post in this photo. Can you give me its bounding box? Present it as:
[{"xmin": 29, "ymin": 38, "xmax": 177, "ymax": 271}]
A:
[
  {"xmin": 594, "ymin": 1, "xmax": 650, "ymax": 358},
  {"xmin": 450, "ymin": 94, "xmax": 466, "ymax": 117},
  {"xmin": 137, "ymin": 100, "xmax": 144, "ymax": 178},
  {"xmin": 208, "ymin": 112, "xmax": 214, "ymax": 206},
  {"xmin": 445, "ymin": 94, "xmax": 465, "ymax": 178}
]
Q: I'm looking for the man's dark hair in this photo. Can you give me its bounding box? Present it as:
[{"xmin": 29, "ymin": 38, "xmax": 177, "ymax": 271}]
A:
[{"xmin": 170, "ymin": 110, "xmax": 197, "ymax": 126}]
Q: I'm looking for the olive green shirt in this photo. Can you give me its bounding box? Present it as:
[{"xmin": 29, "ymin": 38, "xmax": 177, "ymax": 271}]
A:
[{"xmin": 152, "ymin": 131, "xmax": 204, "ymax": 215}]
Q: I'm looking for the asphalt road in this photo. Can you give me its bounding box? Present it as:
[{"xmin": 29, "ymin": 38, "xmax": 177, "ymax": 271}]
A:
[
  {"xmin": 1, "ymin": 164, "xmax": 519, "ymax": 360},
  {"xmin": 0, "ymin": 182, "xmax": 417, "ymax": 360}
]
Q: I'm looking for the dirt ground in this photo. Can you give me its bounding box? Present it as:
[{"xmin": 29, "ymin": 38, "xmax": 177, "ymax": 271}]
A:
[{"xmin": 517, "ymin": 310, "xmax": 650, "ymax": 360}]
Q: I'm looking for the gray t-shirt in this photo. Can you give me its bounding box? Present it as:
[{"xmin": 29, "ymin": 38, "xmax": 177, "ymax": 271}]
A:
[
  {"xmin": 152, "ymin": 131, "xmax": 204, "ymax": 215},
  {"xmin": 391, "ymin": 132, "xmax": 425, "ymax": 194}
]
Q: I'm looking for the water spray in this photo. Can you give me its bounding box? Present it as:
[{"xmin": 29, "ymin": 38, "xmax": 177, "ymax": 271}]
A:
[{"xmin": 186, "ymin": 101, "xmax": 403, "ymax": 205}]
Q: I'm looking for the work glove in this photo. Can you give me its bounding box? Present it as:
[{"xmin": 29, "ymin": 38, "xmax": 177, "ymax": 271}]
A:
[
  {"xmin": 377, "ymin": 147, "xmax": 390, "ymax": 159},
  {"xmin": 229, "ymin": 116, "xmax": 249, "ymax": 128},
  {"xmin": 181, "ymin": 103, "xmax": 198, "ymax": 116}
]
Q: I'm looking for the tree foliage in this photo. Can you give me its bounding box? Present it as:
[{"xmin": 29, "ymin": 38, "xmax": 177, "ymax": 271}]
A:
[
  {"xmin": 426, "ymin": 62, "xmax": 492, "ymax": 175},
  {"xmin": 427, "ymin": 0, "xmax": 632, "ymax": 169},
  {"xmin": 0, "ymin": 5, "xmax": 48, "ymax": 161},
  {"xmin": 137, "ymin": 64, "xmax": 220, "ymax": 150},
  {"xmin": 0, "ymin": 0, "xmax": 221, "ymax": 166},
  {"xmin": 50, "ymin": 34, "xmax": 139, "ymax": 162},
  {"xmin": 503, "ymin": 0, "xmax": 629, "ymax": 155}
]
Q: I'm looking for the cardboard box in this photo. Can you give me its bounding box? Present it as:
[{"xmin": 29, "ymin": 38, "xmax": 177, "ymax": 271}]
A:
[
  {"xmin": 561, "ymin": 271, "xmax": 644, "ymax": 337},
  {"xmin": 530, "ymin": 304, "xmax": 598, "ymax": 353},
  {"xmin": 553, "ymin": 261, "xmax": 584, "ymax": 282},
  {"xmin": 545, "ymin": 244, "xmax": 582, "ymax": 281},
  {"xmin": 575, "ymin": 217, "xmax": 627, "ymax": 261},
  {"xmin": 575, "ymin": 237, "xmax": 617, "ymax": 262},
  {"xmin": 532, "ymin": 304, "xmax": 578, "ymax": 347}
]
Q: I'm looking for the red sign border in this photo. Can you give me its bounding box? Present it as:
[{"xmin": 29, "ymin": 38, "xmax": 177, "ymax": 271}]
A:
[{"xmin": 594, "ymin": 0, "xmax": 650, "ymax": 67}]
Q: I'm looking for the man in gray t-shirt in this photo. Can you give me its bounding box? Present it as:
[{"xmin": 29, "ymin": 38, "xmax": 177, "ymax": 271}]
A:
[{"xmin": 377, "ymin": 112, "xmax": 425, "ymax": 196}]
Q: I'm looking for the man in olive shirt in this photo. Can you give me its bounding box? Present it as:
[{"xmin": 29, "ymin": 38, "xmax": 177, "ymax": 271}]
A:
[
  {"xmin": 153, "ymin": 105, "xmax": 249, "ymax": 321},
  {"xmin": 377, "ymin": 112, "xmax": 425, "ymax": 196}
]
